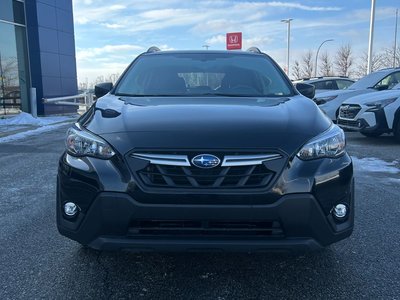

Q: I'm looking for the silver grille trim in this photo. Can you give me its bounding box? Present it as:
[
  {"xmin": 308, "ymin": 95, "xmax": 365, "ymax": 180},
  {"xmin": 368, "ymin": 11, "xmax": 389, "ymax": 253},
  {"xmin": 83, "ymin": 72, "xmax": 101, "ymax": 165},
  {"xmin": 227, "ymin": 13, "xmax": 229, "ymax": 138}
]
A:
[
  {"xmin": 221, "ymin": 154, "xmax": 283, "ymax": 167},
  {"xmin": 130, "ymin": 153, "xmax": 191, "ymax": 166},
  {"xmin": 130, "ymin": 153, "xmax": 282, "ymax": 167}
]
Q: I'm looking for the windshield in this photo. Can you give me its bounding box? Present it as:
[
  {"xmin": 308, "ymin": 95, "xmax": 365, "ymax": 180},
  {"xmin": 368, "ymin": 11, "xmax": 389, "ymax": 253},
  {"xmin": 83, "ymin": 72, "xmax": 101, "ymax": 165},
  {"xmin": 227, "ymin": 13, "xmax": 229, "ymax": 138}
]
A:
[
  {"xmin": 393, "ymin": 83, "xmax": 400, "ymax": 89},
  {"xmin": 350, "ymin": 70, "xmax": 397, "ymax": 90},
  {"xmin": 114, "ymin": 53, "xmax": 294, "ymax": 97}
]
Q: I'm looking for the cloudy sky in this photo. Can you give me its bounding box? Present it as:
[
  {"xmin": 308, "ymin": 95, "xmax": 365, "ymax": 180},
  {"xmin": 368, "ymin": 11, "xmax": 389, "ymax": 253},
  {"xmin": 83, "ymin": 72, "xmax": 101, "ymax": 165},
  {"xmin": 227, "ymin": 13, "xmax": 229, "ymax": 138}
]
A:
[{"xmin": 72, "ymin": 0, "xmax": 399, "ymax": 84}]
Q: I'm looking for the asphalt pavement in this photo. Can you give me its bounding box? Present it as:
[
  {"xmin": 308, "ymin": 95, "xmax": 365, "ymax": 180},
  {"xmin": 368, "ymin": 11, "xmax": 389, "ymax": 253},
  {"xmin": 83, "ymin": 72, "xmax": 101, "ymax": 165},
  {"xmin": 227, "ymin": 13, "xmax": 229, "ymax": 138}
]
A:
[{"xmin": 0, "ymin": 126, "xmax": 399, "ymax": 299}]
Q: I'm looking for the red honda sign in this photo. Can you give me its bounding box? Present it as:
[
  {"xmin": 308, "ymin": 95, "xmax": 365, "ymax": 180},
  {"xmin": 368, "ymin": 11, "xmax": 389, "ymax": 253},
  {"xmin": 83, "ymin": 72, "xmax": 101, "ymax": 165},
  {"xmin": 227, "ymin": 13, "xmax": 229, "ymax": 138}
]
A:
[{"xmin": 226, "ymin": 32, "xmax": 242, "ymax": 50}]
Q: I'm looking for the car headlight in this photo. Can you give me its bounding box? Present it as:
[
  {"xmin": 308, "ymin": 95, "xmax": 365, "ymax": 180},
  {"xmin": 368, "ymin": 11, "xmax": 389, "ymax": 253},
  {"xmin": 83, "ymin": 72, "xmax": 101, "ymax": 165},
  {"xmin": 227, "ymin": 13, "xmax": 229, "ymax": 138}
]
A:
[
  {"xmin": 313, "ymin": 95, "xmax": 338, "ymax": 105},
  {"xmin": 297, "ymin": 125, "xmax": 346, "ymax": 160},
  {"xmin": 366, "ymin": 97, "xmax": 397, "ymax": 111},
  {"xmin": 66, "ymin": 124, "xmax": 115, "ymax": 159}
]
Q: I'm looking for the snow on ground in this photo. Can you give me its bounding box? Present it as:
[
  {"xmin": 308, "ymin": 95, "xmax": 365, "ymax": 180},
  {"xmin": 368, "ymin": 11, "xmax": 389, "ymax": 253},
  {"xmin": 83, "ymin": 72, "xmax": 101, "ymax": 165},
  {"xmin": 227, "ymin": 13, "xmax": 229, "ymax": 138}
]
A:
[
  {"xmin": 0, "ymin": 123, "xmax": 70, "ymax": 143},
  {"xmin": 351, "ymin": 156, "xmax": 400, "ymax": 174},
  {"xmin": 0, "ymin": 112, "xmax": 76, "ymax": 143},
  {"xmin": 0, "ymin": 112, "xmax": 74, "ymax": 126}
]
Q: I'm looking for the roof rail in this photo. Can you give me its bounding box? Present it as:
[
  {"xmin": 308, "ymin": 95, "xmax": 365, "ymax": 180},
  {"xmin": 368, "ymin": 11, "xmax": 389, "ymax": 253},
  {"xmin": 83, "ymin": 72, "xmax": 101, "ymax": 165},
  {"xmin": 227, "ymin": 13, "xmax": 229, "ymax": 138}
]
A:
[
  {"xmin": 247, "ymin": 47, "xmax": 262, "ymax": 54},
  {"xmin": 147, "ymin": 46, "xmax": 161, "ymax": 53}
]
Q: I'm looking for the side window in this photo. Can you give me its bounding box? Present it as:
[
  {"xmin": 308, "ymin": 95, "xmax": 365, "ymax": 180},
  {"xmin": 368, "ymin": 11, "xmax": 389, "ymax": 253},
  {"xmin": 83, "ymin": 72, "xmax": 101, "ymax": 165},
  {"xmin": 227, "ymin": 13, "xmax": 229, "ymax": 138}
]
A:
[
  {"xmin": 336, "ymin": 80, "xmax": 353, "ymax": 90},
  {"xmin": 314, "ymin": 80, "xmax": 336, "ymax": 90},
  {"xmin": 375, "ymin": 72, "xmax": 400, "ymax": 89},
  {"xmin": 312, "ymin": 81, "xmax": 325, "ymax": 89}
]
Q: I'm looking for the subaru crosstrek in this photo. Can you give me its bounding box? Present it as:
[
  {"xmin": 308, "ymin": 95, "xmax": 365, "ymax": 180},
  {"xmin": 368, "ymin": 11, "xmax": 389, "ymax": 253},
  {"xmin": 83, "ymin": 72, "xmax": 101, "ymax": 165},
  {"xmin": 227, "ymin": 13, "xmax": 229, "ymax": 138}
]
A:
[
  {"xmin": 338, "ymin": 82, "xmax": 400, "ymax": 141},
  {"xmin": 57, "ymin": 47, "xmax": 354, "ymax": 252},
  {"xmin": 314, "ymin": 68, "xmax": 400, "ymax": 121}
]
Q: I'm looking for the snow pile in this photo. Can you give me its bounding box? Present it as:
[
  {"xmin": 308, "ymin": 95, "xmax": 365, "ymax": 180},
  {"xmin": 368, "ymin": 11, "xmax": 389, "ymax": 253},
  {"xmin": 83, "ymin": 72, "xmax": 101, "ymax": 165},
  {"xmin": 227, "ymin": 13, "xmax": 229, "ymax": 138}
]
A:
[
  {"xmin": 0, "ymin": 112, "xmax": 76, "ymax": 143},
  {"xmin": 0, "ymin": 123, "xmax": 68, "ymax": 143},
  {"xmin": 0, "ymin": 112, "xmax": 74, "ymax": 126},
  {"xmin": 351, "ymin": 156, "xmax": 399, "ymax": 174}
]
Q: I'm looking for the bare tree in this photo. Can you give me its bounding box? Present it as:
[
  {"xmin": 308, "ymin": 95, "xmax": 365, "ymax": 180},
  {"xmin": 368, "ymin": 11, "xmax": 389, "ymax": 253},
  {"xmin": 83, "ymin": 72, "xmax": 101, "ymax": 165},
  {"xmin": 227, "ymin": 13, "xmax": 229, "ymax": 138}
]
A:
[
  {"xmin": 0, "ymin": 57, "xmax": 18, "ymax": 88},
  {"xmin": 105, "ymin": 73, "xmax": 120, "ymax": 84},
  {"xmin": 354, "ymin": 51, "xmax": 385, "ymax": 78},
  {"xmin": 380, "ymin": 44, "xmax": 400, "ymax": 68},
  {"xmin": 93, "ymin": 75, "xmax": 105, "ymax": 86},
  {"xmin": 291, "ymin": 60, "xmax": 302, "ymax": 79},
  {"xmin": 301, "ymin": 50, "xmax": 314, "ymax": 78},
  {"xmin": 335, "ymin": 44, "xmax": 353, "ymax": 77},
  {"xmin": 319, "ymin": 51, "xmax": 333, "ymax": 76}
]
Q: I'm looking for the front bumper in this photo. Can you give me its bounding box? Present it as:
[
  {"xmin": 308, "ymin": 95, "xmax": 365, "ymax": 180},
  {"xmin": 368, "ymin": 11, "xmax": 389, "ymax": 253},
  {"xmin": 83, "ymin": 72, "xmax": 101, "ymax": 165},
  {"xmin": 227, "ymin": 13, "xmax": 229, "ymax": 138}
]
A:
[
  {"xmin": 57, "ymin": 151, "xmax": 354, "ymax": 252},
  {"xmin": 338, "ymin": 107, "xmax": 390, "ymax": 134},
  {"xmin": 57, "ymin": 188, "xmax": 354, "ymax": 252}
]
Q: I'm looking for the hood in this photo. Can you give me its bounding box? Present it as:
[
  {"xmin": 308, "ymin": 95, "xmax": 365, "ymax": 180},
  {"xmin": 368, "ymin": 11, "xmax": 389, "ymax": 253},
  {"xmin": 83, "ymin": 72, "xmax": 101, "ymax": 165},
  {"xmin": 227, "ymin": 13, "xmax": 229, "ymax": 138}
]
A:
[
  {"xmin": 84, "ymin": 95, "xmax": 331, "ymax": 156},
  {"xmin": 315, "ymin": 89, "xmax": 366, "ymax": 98},
  {"xmin": 315, "ymin": 88, "xmax": 377, "ymax": 101},
  {"xmin": 342, "ymin": 89, "xmax": 400, "ymax": 105}
]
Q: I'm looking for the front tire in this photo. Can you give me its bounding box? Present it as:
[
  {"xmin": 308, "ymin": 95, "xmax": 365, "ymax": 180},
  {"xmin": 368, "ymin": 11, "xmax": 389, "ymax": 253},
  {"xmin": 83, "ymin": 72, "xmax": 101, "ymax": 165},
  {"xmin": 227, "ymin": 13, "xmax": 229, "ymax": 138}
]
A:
[{"xmin": 394, "ymin": 120, "xmax": 400, "ymax": 143}]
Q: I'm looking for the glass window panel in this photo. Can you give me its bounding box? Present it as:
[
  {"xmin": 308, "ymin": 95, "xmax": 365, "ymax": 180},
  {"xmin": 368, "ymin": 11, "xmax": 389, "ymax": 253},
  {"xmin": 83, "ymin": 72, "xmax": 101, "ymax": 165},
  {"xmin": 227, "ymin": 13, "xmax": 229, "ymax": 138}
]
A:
[
  {"xmin": 0, "ymin": 22, "xmax": 30, "ymax": 114},
  {"xmin": 13, "ymin": 0, "xmax": 25, "ymax": 25},
  {"xmin": 0, "ymin": 0, "xmax": 14, "ymax": 23},
  {"xmin": 0, "ymin": 0, "xmax": 25, "ymax": 25}
]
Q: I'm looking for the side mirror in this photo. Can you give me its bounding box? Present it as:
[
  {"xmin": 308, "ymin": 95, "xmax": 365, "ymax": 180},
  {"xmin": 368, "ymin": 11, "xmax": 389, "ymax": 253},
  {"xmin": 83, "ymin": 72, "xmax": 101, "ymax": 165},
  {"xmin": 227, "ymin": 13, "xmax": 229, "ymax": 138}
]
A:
[
  {"xmin": 95, "ymin": 82, "xmax": 113, "ymax": 98},
  {"xmin": 295, "ymin": 83, "xmax": 315, "ymax": 99},
  {"xmin": 375, "ymin": 84, "xmax": 389, "ymax": 91}
]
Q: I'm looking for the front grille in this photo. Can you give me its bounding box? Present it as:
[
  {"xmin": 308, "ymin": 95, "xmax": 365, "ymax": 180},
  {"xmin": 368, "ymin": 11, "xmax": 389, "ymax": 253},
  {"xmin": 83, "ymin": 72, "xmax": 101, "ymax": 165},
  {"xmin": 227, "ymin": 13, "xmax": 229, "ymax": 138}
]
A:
[
  {"xmin": 337, "ymin": 119, "xmax": 361, "ymax": 128},
  {"xmin": 339, "ymin": 104, "xmax": 361, "ymax": 119},
  {"xmin": 137, "ymin": 161, "xmax": 274, "ymax": 189},
  {"xmin": 128, "ymin": 220, "xmax": 284, "ymax": 237},
  {"xmin": 127, "ymin": 151, "xmax": 284, "ymax": 190}
]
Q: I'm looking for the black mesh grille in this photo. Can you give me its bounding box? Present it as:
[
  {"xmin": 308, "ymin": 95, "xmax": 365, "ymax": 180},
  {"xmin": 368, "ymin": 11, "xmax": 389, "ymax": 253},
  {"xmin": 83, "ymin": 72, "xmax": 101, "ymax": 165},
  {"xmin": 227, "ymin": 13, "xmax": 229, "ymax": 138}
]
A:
[
  {"xmin": 137, "ymin": 163, "xmax": 274, "ymax": 189},
  {"xmin": 337, "ymin": 119, "xmax": 360, "ymax": 128},
  {"xmin": 128, "ymin": 220, "xmax": 284, "ymax": 237},
  {"xmin": 339, "ymin": 104, "xmax": 361, "ymax": 119}
]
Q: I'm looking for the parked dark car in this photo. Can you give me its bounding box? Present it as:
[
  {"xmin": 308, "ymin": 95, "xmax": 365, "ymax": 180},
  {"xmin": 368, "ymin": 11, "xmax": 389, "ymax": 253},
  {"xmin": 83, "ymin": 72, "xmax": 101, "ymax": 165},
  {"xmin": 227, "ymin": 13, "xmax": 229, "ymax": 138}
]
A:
[
  {"xmin": 293, "ymin": 76, "xmax": 355, "ymax": 96},
  {"xmin": 57, "ymin": 47, "xmax": 354, "ymax": 252}
]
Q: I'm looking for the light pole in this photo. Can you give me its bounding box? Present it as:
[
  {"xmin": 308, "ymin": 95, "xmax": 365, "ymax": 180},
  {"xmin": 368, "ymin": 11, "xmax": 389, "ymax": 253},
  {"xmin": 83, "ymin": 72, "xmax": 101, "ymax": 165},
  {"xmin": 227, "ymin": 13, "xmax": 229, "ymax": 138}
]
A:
[
  {"xmin": 281, "ymin": 18, "xmax": 293, "ymax": 76},
  {"xmin": 367, "ymin": 0, "xmax": 376, "ymax": 74},
  {"xmin": 0, "ymin": 51, "xmax": 6, "ymax": 114},
  {"xmin": 314, "ymin": 39, "xmax": 334, "ymax": 77},
  {"xmin": 394, "ymin": 9, "xmax": 398, "ymax": 68},
  {"xmin": 202, "ymin": 45, "xmax": 210, "ymax": 50}
]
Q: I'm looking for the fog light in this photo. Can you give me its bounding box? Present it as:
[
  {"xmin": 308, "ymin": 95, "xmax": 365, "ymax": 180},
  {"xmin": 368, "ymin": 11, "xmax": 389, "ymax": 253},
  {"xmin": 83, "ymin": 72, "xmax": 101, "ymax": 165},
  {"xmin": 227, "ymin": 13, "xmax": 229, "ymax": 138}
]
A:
[
  {"xmin": 64, "ymin": 202, "xmax": 78, "ymax": 216},
  {"xmin": 333, "ymin": 204, "xmax": 347, "ymax": 219}
]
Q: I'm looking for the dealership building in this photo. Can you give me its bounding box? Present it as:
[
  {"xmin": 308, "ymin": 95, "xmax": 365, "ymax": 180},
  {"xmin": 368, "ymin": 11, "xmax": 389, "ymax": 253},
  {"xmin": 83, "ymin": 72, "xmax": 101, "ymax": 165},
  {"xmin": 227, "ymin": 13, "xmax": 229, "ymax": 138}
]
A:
[{"xmin": 0, "ymin": 0, "xmax": 77, "ymax": 115}]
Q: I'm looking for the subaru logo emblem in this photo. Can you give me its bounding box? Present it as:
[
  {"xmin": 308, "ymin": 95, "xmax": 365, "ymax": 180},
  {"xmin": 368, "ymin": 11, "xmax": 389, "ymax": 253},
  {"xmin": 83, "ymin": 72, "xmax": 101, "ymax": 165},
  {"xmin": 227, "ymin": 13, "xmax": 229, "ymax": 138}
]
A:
[{"xmin": 191, "ymin": 154, "xmax": 220, "ymax": 169}]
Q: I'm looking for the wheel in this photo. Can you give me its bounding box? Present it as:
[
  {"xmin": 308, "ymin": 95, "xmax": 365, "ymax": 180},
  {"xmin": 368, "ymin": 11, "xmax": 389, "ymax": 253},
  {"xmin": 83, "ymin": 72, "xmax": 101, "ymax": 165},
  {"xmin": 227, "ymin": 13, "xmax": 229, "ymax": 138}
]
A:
[
  {"xmin": 360, "ymin": 132, "xmax": 382, "ymax": 138},
  {"xmin": 394, "ymin": 120, "xmax": 400, "ymax": 143}
]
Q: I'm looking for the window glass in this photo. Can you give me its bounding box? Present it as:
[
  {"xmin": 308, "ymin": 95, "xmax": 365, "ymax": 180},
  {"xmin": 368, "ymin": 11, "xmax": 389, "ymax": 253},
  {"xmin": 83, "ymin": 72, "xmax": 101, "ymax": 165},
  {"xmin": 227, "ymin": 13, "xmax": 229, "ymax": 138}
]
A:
[
  {"xmin": 375, "ymin": 72, "xmax": 400, "ymax": 89},
  {"xmin": 13, "ymin": 0, "xmax": 25, "ymax": 25},
  {"xmin": 313, "ymin": 80, "xmax": 336, "ymax": 90},
  {"xmin": 0, "ymin": 0, "xmax": 25, "ymax": 25},
  {"xmin": 0, "ymin": 0, "xmax": 14, "ymax": 22},
  {"xmin": 116, "ymin": 53, "xmax": 293, "ymax": 97},
  {"xmin": 0, "ymin": 22, "xmax": 29, "ymax": 113},
  {"xmin": 336, "ymin": 80, "xmax": 353, "ymax": 90}
]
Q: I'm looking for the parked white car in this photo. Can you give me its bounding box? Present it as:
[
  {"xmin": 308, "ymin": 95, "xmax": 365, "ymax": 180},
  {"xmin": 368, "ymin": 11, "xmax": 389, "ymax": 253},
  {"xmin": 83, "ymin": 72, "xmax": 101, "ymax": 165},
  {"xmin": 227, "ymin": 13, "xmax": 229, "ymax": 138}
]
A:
[
  {"xmin": 314, "ymin": 68, "xmax": 400, "ymax": 121},
  {"xmin": 337, "ymin": 83, "xmax": 400, "ymax": 141}
]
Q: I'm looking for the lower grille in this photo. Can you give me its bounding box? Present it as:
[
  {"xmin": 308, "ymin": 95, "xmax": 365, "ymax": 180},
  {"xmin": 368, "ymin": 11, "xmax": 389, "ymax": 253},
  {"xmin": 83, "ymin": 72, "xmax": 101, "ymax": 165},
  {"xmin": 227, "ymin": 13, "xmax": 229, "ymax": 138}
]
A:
[
  {"xmin": 128, "ymin": 220, "xmax": 284, "ymax": 237},
  {"xmin": 138, "ymin": 163, "xmax": 274, "ymax": 188},
  {"xmin": 337, "ymin": 119, "xmax": 361, "ymax": 128},
  {"xmin": 339, "ymin": 104, "xmax": 361, "ymax": 119}
]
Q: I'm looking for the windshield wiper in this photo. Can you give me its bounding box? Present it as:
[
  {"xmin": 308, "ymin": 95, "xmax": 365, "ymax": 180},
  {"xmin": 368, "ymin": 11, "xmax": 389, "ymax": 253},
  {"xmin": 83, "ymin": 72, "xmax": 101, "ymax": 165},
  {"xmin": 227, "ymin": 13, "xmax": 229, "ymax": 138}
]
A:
[
  {"xmin": 115, "ymin": 93, "xmax": 188, "ymax": 97},
  {"xmin": 187, "ymin": 92, "xmax": 283, "ymax": 97}
]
